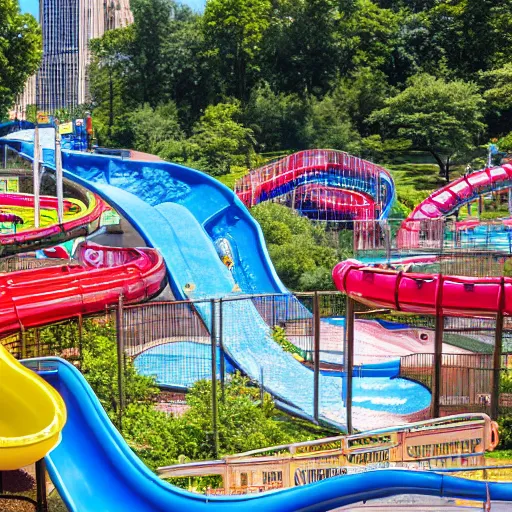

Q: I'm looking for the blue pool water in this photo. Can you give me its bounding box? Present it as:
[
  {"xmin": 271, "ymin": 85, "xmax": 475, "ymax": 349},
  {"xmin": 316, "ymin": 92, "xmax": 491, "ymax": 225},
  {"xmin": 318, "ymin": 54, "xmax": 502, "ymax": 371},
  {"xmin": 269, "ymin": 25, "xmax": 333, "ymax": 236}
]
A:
[
  {"xmin": 324, "ymin": 316, "xmax": 410, "ymax": 331},
  {"xmin": 134, "ymin": 342, "xmax": 234, "ymax": 390},
  {"xmin": 135, "ymin": 342, "xmax": 431, "ymax": 415}
]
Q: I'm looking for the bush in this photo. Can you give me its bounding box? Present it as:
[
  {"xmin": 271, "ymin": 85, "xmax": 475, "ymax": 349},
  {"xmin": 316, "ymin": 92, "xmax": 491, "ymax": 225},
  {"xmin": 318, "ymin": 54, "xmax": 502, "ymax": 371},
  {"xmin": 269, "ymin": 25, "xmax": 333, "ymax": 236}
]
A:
[
  {"xmin": 497, "ymin": 415, "xmax": 512, "ymax": 449},
  {"xmin": 251, "ymin": 202, "xmax": 339, "ymax": 290}
]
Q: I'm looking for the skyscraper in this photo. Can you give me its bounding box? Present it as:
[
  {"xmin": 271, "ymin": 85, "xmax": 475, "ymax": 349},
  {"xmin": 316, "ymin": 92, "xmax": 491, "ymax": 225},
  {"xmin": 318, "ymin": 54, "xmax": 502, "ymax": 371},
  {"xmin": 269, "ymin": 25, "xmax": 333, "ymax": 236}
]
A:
[{"xmin": 10, "ymin": 0, "xmax": 133, "ymax": 118}]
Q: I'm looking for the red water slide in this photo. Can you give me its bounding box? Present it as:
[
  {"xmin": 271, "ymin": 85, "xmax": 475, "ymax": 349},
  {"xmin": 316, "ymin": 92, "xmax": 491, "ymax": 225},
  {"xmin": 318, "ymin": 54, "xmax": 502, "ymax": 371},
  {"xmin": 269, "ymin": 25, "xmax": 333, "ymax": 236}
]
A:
[
  {"xmin": 397, "ymin": 165, "xmax": 512, "ymax": 247},
  {"xmin": 333, "ymin": 259, "xmax": 511, "ymax": 318},
  {"xmin": 0, "ymin": 242, "xmax": 166, "ymax": 336}
]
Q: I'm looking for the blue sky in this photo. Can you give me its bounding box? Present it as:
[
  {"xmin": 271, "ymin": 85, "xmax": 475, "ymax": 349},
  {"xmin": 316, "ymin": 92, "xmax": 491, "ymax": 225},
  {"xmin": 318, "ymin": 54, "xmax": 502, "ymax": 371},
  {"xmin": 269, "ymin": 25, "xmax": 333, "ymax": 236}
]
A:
[{"xmin": 20, "ymin": 0, "xmax": 205, "ymax": 19}]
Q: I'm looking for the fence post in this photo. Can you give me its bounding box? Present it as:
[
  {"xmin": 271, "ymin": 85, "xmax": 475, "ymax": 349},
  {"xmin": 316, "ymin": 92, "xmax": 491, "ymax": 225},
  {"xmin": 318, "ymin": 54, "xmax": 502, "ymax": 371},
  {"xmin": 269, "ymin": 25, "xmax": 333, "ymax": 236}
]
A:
[
  {"xmin": 260, "ymin": 367, "xmax": 265, "ymax": 408},
  {"xmin": 433, "ymin": 275, "xmax": 444, "ymax": 418},
  {"xmin": 219, "ymin": 298, "xmax": 225, "ymax": 402},
  {"xmin": 20, "ymin": 326, "xmax": 26, "ymax": 359},
  {"xmin": 345, "ymin": 297, "xmax": 355, "ymax": 434},
  {"xmin": 116, "ymin": 294, "xmax": 126, "ymax": 430},
  {"xmin": 78, "ymin": 314, "xmax": 83, "ymax": 368},
  {"xmin": 313, "ymin": 291, "xmax": 321, "ymax": 423},
  {"xmin": 491, "ymin": 278, "xmax": 505, "ymax": 420},
  {"xmin": 210, "ymin": 299, "xmax": 219, "ymax": 459}
]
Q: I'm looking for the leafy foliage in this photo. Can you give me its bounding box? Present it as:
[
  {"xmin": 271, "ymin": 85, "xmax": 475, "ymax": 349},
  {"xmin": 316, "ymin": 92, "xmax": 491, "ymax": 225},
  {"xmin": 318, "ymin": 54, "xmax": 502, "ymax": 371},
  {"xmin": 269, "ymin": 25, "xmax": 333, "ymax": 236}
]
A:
[
  {"xmin": 123, "ymin": 372, "xmax": 330, "ymax": 474},
  {"xmin": 79, "ymin": 320, "xmax": 159, "ymax": 418},
  {"xmin": 370, "ymin": 74, "xmax": 486, "ymax": 180},
  {"xmin": 251, "ymin": 202, "xmax": 349, "ymax": 290},
  {"xmin": 81, "ymin": 0, "xmax": 512, "ymax": 184},
  {"xmin": 0, "ymin": 0, "xmax": 41, "ymax": 118}
]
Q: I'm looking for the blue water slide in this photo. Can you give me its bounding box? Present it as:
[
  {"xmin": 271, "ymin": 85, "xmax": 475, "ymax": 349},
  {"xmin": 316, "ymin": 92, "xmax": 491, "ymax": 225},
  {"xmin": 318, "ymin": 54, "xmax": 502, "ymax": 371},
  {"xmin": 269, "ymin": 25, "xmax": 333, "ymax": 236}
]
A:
[
  {"xmin": 0, "ymin": 131, "xmax": 428, "ymax": 429},
  {"xmin": 22, "ymin": 357, "xmax": 512, "ymax": 512}
]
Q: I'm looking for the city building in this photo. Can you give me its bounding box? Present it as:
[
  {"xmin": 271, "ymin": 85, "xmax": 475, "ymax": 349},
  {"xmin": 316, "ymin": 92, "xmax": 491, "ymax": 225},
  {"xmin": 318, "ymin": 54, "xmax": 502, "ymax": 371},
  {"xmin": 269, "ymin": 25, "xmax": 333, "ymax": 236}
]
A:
[{"xmin": 9, "ymin": 0, "xmax": 133, "ymax": 119}]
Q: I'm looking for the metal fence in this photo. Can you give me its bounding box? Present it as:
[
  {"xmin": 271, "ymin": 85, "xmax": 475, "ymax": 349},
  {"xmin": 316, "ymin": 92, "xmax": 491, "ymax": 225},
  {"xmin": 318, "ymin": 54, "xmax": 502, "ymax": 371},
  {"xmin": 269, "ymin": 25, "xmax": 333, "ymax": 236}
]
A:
[
  {"xmin": 2, "ymin": 289, "xmax": 512, "ymax": 439},
  {"xmin": 0, "ymin": 255, "xmax": 71, "ymax": 273},
  {"xmin": 354, "ymin": 218, "xmax": 512, "ymax": 258}
]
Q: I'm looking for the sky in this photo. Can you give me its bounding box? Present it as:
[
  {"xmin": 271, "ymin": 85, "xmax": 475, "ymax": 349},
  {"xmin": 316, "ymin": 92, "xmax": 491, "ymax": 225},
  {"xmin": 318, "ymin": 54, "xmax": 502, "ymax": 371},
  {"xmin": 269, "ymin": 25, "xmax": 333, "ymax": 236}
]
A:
[{"xmin": 19, "ymin": 0, "xmax": 205, "ymax": 19}]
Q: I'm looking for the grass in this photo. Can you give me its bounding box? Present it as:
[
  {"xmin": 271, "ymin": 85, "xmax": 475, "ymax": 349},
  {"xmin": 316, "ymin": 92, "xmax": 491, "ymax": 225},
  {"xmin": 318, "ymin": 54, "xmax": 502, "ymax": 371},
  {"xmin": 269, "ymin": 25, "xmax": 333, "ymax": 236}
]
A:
[
  {"xmin": 443, "ymin": 332, "xmax": 493, "ymax": 354},
  {"xmin": 487, "ymin": 449, "xmax": 512, "ymax": 460},
  {"xmin": 387, "ymin": 162, "xmax": 466, "ymax": 212}
]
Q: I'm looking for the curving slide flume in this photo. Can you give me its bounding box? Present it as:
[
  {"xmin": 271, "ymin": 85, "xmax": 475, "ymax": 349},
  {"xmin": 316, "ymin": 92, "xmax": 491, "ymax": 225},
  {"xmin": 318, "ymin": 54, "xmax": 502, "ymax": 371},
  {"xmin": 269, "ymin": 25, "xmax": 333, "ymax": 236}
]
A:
[
  {"xmin": 0, "ymin": 191, "xmax": 106, "ymax": 255},
  {"xmin": 0, "ymin": 129, "xmax": 430, "ymax": 433},
  {"xmin": 397, "ymin": 164, "xmax": 512, "ymax": 248},
  {"xmin": 0, "ymin": 242, "xmax": 166, "ymax": 336},
  {"xmin": 21, "ymin": 356, "xmax": 512, "ymax": 512},
  {"xmin": 333, "ymin": 258, "xmax": 512, "ymax": 317},
  {"xmin": 0, "ymin": 346, "xmax": 65, "ymax": 470},
  {"xmin": 235, "ymin": 149, "xmax": 395, "ymax": 221}
]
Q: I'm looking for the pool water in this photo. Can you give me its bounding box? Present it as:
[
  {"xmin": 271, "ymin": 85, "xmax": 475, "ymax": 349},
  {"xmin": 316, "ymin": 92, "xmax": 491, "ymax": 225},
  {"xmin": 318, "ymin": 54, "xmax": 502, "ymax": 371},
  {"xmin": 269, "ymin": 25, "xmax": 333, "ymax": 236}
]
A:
[{"xmin": 135, "ymin": 342, "xmax": 431, "ymax": 416}]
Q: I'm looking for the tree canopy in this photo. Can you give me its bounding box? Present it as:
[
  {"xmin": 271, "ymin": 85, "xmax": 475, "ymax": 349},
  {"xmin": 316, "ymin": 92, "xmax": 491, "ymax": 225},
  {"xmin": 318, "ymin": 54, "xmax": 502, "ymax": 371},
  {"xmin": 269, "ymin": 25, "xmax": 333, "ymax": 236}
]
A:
[
  {"xmin": 0, "ymin": 0, "xmax": 41, "ymax": 118},
  {"xmin": 370, "ymin": 74, "xmax": 486, "ymax": 180},
  {"xmin": 71, "ymin": 0, "xmax": 512, "ymax": 180}
]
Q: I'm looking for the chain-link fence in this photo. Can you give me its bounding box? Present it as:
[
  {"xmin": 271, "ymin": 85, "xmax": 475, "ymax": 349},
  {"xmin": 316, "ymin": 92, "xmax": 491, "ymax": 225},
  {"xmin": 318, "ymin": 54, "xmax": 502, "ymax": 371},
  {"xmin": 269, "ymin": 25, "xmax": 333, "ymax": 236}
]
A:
[{"xmin": 1, "ymin": 288, "xmax": 510, "ymax": 439}]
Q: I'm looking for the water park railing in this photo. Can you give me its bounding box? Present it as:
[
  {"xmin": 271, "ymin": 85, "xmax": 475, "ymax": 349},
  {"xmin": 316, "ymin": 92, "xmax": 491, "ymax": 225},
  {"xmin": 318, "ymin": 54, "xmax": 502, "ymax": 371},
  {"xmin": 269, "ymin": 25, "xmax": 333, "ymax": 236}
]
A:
[
  {"xmin": 0, "ymin": 255, "xmax": 71, "ymax": 272},
  {"xmin": 3, "ymin": 289, "xmax": 512, "ymax": 446},
  {"xmin": 354, "ymin": 218, "xmax": 512, "ymax": 257}
]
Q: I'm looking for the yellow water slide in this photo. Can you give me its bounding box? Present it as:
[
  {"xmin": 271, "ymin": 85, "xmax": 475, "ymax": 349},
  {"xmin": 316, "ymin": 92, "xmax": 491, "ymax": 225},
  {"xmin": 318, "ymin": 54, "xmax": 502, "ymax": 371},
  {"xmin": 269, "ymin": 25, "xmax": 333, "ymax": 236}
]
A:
[{"xmin": 0, "ymin": 345, "xmax": 66, "ymax": 470}]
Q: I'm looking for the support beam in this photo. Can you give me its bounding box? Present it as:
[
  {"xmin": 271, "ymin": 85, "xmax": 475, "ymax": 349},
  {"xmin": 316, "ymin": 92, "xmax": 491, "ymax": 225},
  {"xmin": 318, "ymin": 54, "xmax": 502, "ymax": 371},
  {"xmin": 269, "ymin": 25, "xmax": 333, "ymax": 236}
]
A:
[
  {"xmin": 491, "ymin": 277, "xmax": 505, "ymax": 420},
  {"xmin": 33, "ymin": 126, "xmax": 40, "ymax": 228},
  {"xmin": 219, "ymin": 298, "xmax": 225, "ymax": 402},
  {"xmin": 345, "ymin": 297, "xmax": 355, "ymax": 434},
  {"xmin": 35, "ymin": 459, "xmax": 48, "ymax": 512},
  {"xmin": 432, "ymin": 275, "xmax": 444, "ymax": 418},
  {"xmin": 210, "ymin": 299, "xmax": 219, "ymax": 458},
  {"xmin": 313, "ymin": 291, "xmax": 320, "ymax": 422},
  {"xmin": 116, "ymin": 294, "xmax": 126, "ymax": 429},
  {"xmin": 55, "ymin": 129, "xmax": 64, "ymax": 224}
]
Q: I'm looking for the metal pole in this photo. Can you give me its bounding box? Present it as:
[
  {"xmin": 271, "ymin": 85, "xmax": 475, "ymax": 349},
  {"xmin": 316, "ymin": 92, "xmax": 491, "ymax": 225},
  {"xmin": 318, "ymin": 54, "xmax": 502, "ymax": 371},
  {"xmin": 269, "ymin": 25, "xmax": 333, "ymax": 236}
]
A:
[
  {"xmin": 313, "ymin": 291, "xmax": 321, "ymax": 422},
  {"xmin": 219, "ymin": 298, "xmax": 225, "ymax": 402},
  {"xmin": 35, "ymin": 459, "xmax": 48, "ymax": 512},
  {"xmin": 345, "ymin": 297, "xmax": 355, "ymax": 434},
  {"xmin": 78, "ymin": 314, "xmax": 83, "ymax": 368},
  {"xmin": 21, "ymin": 326, "xmax": 26, "ymax": 359},
  {"xmin": 55, "ymin": 128, "xmax": 64, "ymax": 224},
  {"xmin": 33, "ymin": 125, "xmax": 40, "ymax": 228},
  {"xmin": 509, "ymin": 189, "xmax": 512, "ymax": 216},
  {"xmin": 210, "ymin": 299, "xmax": 219, "ymax": 458},
  {"xmin": 2, "ymin": 144, "xmax": 6, "ymax": 169},
  {"xmin": 433, "ymin": 275, "xmax": 444, "ymax": 418},
  {"xmin": 260, "ymin": 367, "xmax": 264, "ymax": 407},
  {"xmin": 116, "ymin": 294, "xmax": 126, "ymax": 429},
  {"xmin": 491, "ymin": 278, "xmax": 505, "ymax": 420}
]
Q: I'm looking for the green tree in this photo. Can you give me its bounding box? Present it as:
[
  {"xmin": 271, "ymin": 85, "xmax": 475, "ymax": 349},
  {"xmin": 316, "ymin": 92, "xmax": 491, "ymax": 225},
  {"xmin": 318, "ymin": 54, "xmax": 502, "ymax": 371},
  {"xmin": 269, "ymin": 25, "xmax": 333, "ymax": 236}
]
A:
[
  {"xmin": 130, "ymin": 0, "xmax": 175, "ymax": 106},
  {"xmin": 188, "ymin": 101, "xmax": 255, "ymax": 174},
  {"xmin": 89, "ymin": 27, "xmax": 135, "ymax": 147},
  {"xmin": 340, "ymin": 0, "xmax": 400, "ymax": 74},
  {"xmin": 303, "ymin": 94, "xmax": 360, "ymax": 152},
  {"xmin": 160, "ymin": 14, "xmax": 214, "ymax": 128},
  {"xmin": 370, "ymin": 74, "xmax": 486, "ymax": 181},
  {"xmin": 128, "ymin": 102, "xmax": 184, "ymax": 155},
  {"xmin": 203, "ymin": 0, "xmax": 272, "ymax": 100},
  {"xmin": 80, "ymin": 321, "xmax": 158, "ymax": 418},
  {"xmin": 251, "ymin": 203, "xmax": 339, "ymax": 290},
  {"xmin": 0, "ymin": 0, "xmax": 41, "ymax": 118},
  {"xmin": 245, "ymin": 82, "xmax": 308, "ymax": 151}
]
